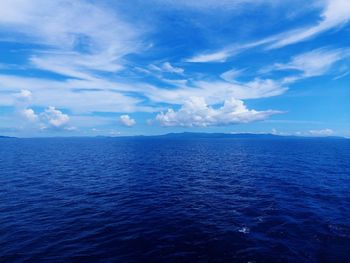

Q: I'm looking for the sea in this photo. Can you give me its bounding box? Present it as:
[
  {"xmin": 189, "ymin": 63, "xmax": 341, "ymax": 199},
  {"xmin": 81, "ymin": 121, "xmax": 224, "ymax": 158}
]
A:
[{"xmin": 0, "ymin": 137, "xmax": 350, "ymax": 262}]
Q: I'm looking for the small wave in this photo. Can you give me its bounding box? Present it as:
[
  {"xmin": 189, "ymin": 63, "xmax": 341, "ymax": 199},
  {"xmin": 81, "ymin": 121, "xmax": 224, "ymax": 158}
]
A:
[{"xmin": 238, "ymin": 227, "xmax": 250, "ymax": 234}]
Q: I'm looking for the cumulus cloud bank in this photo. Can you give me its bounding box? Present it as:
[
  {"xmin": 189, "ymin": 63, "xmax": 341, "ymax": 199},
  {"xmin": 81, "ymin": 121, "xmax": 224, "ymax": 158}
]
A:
[
  {"xmin": 156, "ymin": 97, "xmax": 280, "ymax": 127},
  {"xmin": 21, "ymin": 106, "xmax": 72, "ymax": 130}
]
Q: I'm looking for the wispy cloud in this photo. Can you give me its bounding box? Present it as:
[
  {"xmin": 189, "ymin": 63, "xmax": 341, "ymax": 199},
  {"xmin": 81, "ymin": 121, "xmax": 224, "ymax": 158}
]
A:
[
  {"xmin": 186, "ymin": 51, "xmax": 231, "ymax": 63},
  {"xmin": 0, "ymin": 74, "xmax": 159, "ymax": 113},
  {"xmin": 144, "ymin": 77, "xmax": 287, "ymax": 106},
  {"xmin": 160, "ymin": 62, "xmax": 184, "ymax": 74},
  {"xmin": 148, "ymin": 0, "xmax": 276, "ymax": 11},
  {"xmin": 0, "ymin": 0, "xmax": 142, "ymax": 81},
  {"xmin": 263, "ymin": 48, "xmax": 349, "ymax": 82},
  {"xmin": 220, "ymin": 69, "xmax": 245, "ymax": 82},
  {"xmin": 267, "ymin": 0, "xmax": 350, "ymax": 49},
  {"xmin": 333, "ymin": 69, "xmax": 350, "ymax": 80},
  {"xmin": 186, "ymin": 0, "xmax": 350, "ymax": 63}
]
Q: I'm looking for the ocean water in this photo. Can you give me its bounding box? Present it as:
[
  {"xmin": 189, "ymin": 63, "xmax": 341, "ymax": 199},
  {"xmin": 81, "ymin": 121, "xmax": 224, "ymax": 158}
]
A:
[{"xmin": 0, "ymin": 137, "xmax": 350, "ymax": 262}]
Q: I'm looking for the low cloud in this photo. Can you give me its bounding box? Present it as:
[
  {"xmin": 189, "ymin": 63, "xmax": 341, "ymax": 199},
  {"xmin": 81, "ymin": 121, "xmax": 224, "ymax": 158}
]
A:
[
  {"xmin": 156, "ymin": 97, "xmax": 280, "ymax": 127},
  {"xmin": 21, "ymin": 106, "xmax": 72, "ymax": 130},
  {"xmin": 119, "ymin": 115, "xmax": 136, "ymax": 127},
  {"xmin": 40, "ymin": 106, "xmax": 70, "ymax": 129},
  {"xmin": 308, "ymin": 129, "xmax": 334, "ymax": 136},
  {"xmin": 21, "ymin": 108, "xmax": 38, "ymax": 122}
]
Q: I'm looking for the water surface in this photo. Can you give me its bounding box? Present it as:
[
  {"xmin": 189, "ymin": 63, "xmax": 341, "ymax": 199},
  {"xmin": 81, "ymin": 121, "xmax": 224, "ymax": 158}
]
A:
[{"xmin": 1, "ymin": 137, "xmax": 349, "ymax": 262}]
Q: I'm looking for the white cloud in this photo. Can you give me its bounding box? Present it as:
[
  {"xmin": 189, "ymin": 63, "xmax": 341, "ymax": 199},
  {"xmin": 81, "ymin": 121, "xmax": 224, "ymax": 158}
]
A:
[
  {"xmin": 0, "ymin": 0, "xmax": 155, "ymax": 129},
  {"xmin": 119, "ymin": 115, "xmax": 136, "ymax": 127},
  {"xmin": 1, "ymin": 0, "xmax": 347, "ymax": 134},
  {"xmin": 186, "ymin": 0, "xmax": 350, "ymax": 62},
  {"xmin": 0, "ymin": 66, "xmax": 283, "ymax": 114},
  {"xmin": 150, "ymin": 0, "xmax": 302, "ymax": 13},
  {"xmin": 185, "ymin": 36, "xmax": 283, "ymax": 63},
  {"xmin": 0, "ymin": 75, "xmax": 159, "ymax": 113},
  {"xmin": 309, "ymin": 128, "xmax": 334, "ymax": 136},
  {"xmin": 268, "ymin": 0, "xmax": 350, "ymax": 49},
  {"xmin": 162, "ymin": 62, "xmax": 184, "ymax": 74},
  {"xmin": 0, "ymin": 0, "xmax": 140, "ymax": 51},
  {"xmin": 20, "ymin": 106, "xmax": 72, "ymax": 130},
  {"xmin": 185, "ymin": 35, "xmax": 280, "ymax": 63},
  {"xmin": 271, "ymin": 128, "xmax": 278, "ymax": 135},
  {"xmin": 12, "ymin": 89, "xmax": 33, "ymax": 110},
  {"xmin": 40, "ymin": 106, "xmax": 70, "ymax": 128},
  {"xmin": 15, "ymin": 89, "xmax": 32, "ymax": 101},
  {"xmin": 160, "ymin": 78, "xmax": 188, "ymax": 87},
  {"xmin": 21, "ymin": 108, "xmax": 38, "ymax": 122},
  {"xmin": 29, "ymin": 50, "xmax": 127, "ymax": 80},
  {"xmin": 220, "ymin": 68, "xmax": 244, "ymax": 82},
  {"xmin": 186, "ymin": 51, "xmax": 230, "ymax": 63},
  {"xmin": 271, "ymin": 48, "xmax": 347, "ymax": 79},
  {"xmin": 146, "ymin": 78, "xmax": 287, "ymax": 105},
  {"xmin": 149, "ymin": 62, "xmax": 184, "ymax": 74},
  {"xmin": 0, "ymin": 70, "xmax": 284, "ymax": 116},
  {"xmin": 156, "ymin": 97, "xmax": 280, "ymax": 127},
  {"xmin": 0, "ymin": 0, "xmax": 141, "ymax": 79}
]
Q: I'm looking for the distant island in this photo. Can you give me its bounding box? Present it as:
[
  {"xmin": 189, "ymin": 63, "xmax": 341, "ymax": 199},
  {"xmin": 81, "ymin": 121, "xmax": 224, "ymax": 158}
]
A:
[
  {"xmin": 156, "ymin": 132, "xmax": 285, "ymax": 139},
  {"xmin": 0, "ymin": 133, "xmax": 346, "ymax": 139},
  {"xmin": 98, "ymin": 132, "xmax": 346, "ymax": 140},
  {"xmin": 149, "ymin": 132, "xmax": 346, "ymax": 140}
]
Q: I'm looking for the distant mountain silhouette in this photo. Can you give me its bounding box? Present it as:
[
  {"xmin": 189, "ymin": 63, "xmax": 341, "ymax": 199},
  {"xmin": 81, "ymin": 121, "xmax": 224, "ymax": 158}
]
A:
[
  {"xmin": 157, "ymin": 132, "xmax": 280, "ymax": 139},
  {"xmin": 3, "ymin": 133, "xmax": 345, "ymax": 139},
  {"xmin": 149, "ymin": 132, "xmax": 346, "ymax": 140}
]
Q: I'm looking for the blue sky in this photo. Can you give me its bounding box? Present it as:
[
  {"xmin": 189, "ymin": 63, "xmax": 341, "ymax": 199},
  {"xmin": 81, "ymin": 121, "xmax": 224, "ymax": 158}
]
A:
[{"xmin": 0, "ymin": 0, "xmax": 349, "ymax": 137}]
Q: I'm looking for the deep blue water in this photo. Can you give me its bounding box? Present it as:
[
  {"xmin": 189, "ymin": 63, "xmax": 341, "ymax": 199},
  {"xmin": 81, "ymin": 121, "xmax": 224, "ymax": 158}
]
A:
[{"xmin": 1, "ymin": 137, "xmax": 350, "ymax": 263}]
